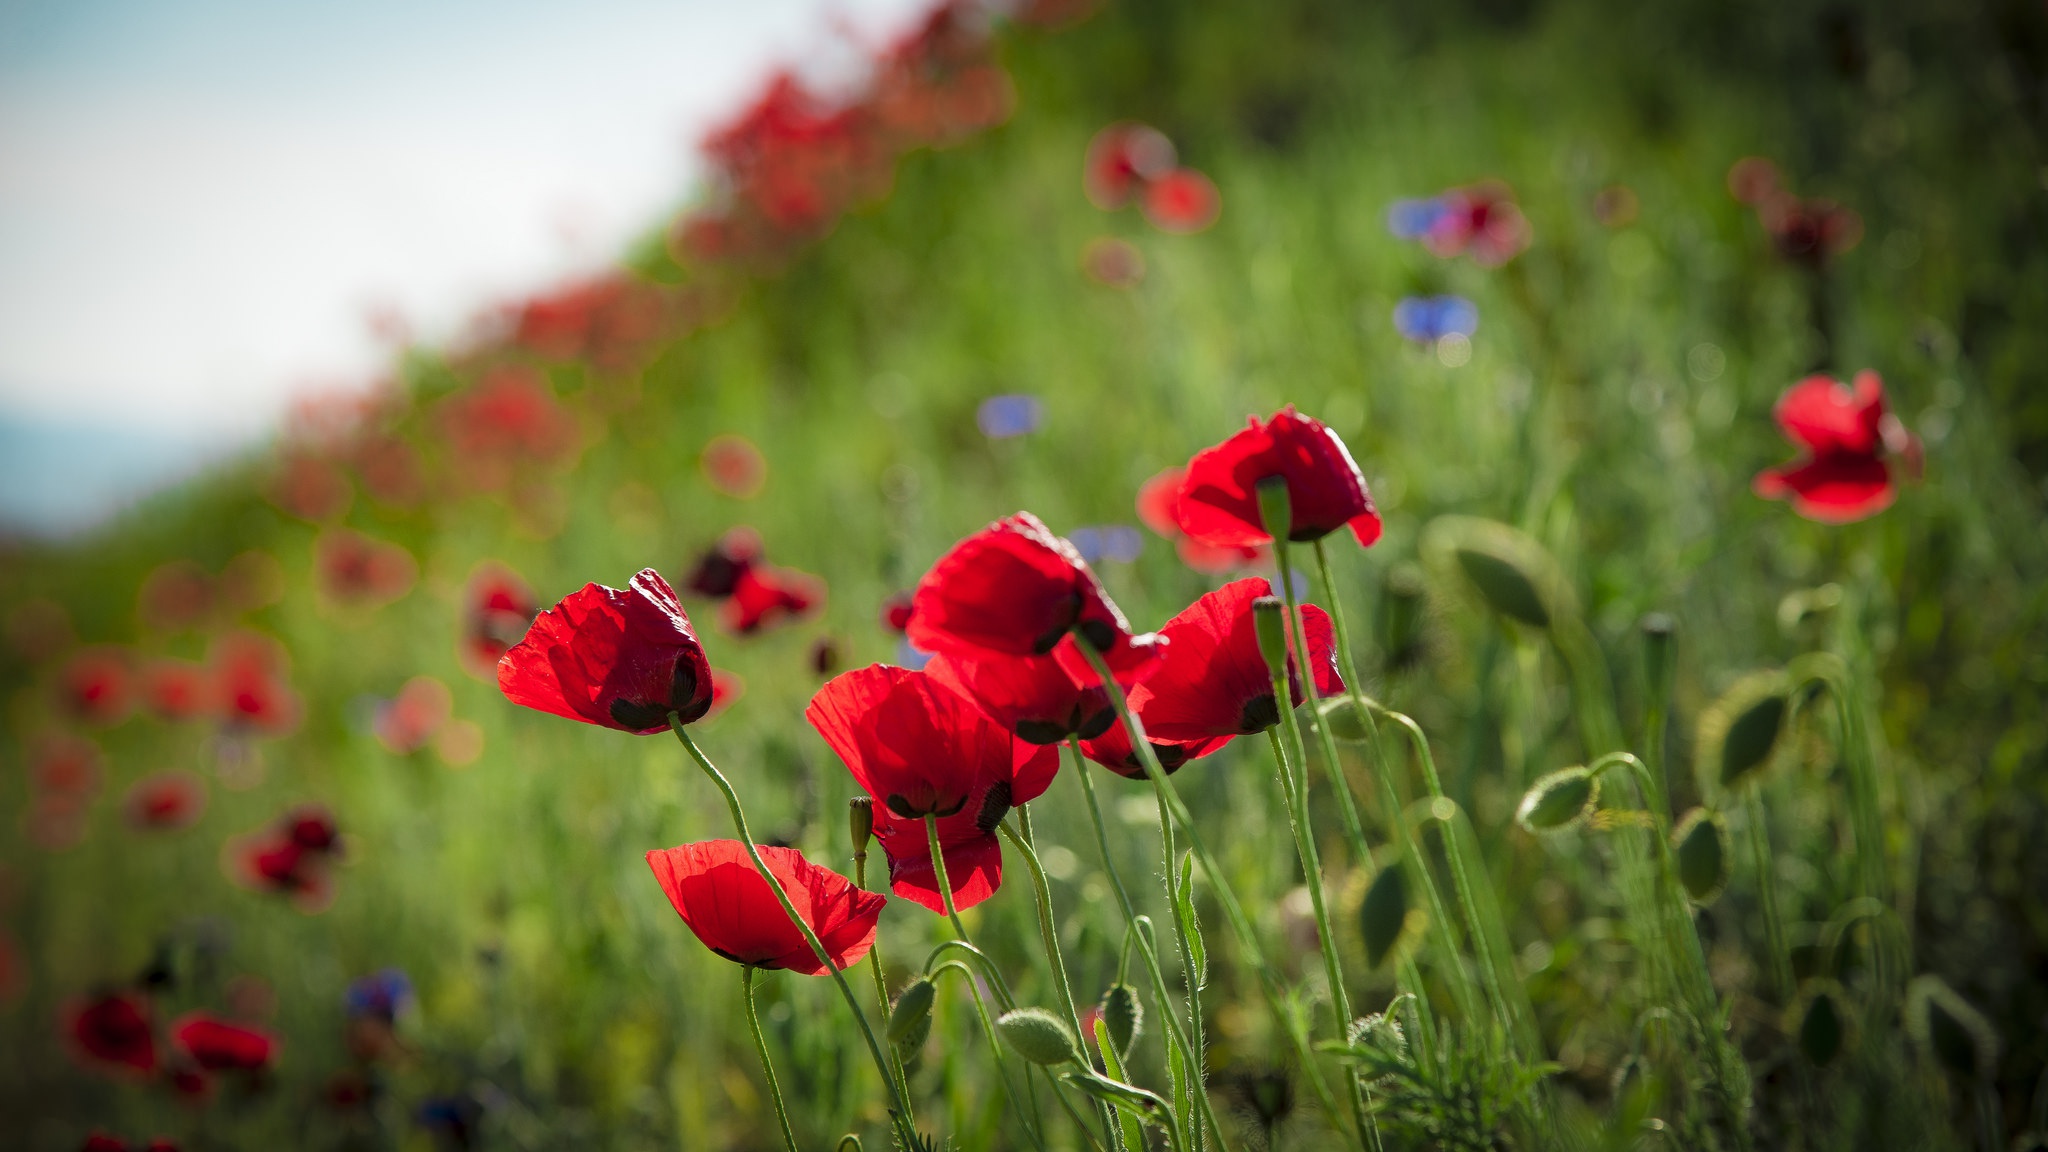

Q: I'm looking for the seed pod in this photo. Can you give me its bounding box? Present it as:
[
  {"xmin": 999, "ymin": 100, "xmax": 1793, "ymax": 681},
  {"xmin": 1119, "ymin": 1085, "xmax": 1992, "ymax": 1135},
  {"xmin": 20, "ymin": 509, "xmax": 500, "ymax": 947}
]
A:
[
  {"xmin": 1422, "ymin": 517, "xmax": 1563, "ymax": 630},
  {"xmin": 997, "ymin": 1007, "xmax": 1082, "ymax": 1067},
  {"xmin": 1098, "ymin": 983, "xmax": 1142, "ymax": 1061},
  {"xmin": 1252, "ymin": 596, "xmax": 1289, "ymax": 676},
  {"xmin": 1697, "ymin": 671, "xmax": 1791, "ymax": 791},
  {"xmin": 1789, "ymin": 981, "xmax": 1851, "ymax": 1068},
  {"xmin": 1254, "ymin": 475, "xmax": 1293, "ymax": 542},
  {"xmin": 1518, "ymin": 767, "xmax": 1599, "ymax": 832},
  {"xmin": 1906, "ymin": 975, "xmax": 2000, "ymax": 1081},
  {"xmin": 848, "ymin": 797, "xmax": 875, "ymax": 856},
  {"xmin": 1358, "ymin": 859, "xmax": 1413, "ymax": 968},
  {"xmin": 1671, "ymin": 807, "xmax": 1731, "ymax": 904},
  {"xmin": 887, "ymin": 978, "xmax": 936, "ymax": 1050}
]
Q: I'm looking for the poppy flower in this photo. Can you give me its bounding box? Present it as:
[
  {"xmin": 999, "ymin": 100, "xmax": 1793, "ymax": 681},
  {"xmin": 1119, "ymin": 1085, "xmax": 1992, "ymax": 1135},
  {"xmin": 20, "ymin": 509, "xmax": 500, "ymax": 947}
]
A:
[
  {"xmin": 807, "ymin": 666, "xmax": 1059, "ymax": 912},
  {"xmin": 645, "ymin": 840, "xmax": 885, "ymax": 973},
  {"xmin": 498, "ymin": 568, "xmax": 716, "ymax": 733},
  {"xmin": 137, "ymin": 561, "xmax": 214, "ymax": 632},
  {"xmin": 1142, "ymin": 168, "xmax": 1221, "ymax": 234},
  {"xmin": 171, "ymin": 1013, "xmax": 276, "ymax": 1073},
  {"xmin": 81, "ymin": 1133, "xmax": 131, "ymax": 1152},
  {"xmin": 1754, "ymin": 371, "xmax": 1918, "ymax": 523},
  {"xmin": 925, "ymin": 646, "xmax": 1114, "ymax": 745},
  {"xmin": 1124, "ymin": 579, "xmax": 1343, "ymax": 744},
  {"xmin": 1136, "ymin": 467, "xmax": 1267, "ymax": 574},
  {"xmin": 437, "ymin": 367, "xmax": 577, "ymax": 490},
  {"xmin": 1078, "ymin": 721, "xmax": 1226, "ymax": 780},
  {"xmin": 1757, "ymin": 193, "xmax": 1862, "ymax": 268},
  {"xmin": 809, "ymin": 638, "xmax": 841, "ymax": 678},
  {"xmin": 58, "ymin": 647, "xmax": 133, "ymax": 726},
  {"xmin": 701, "ymin": 434, "xmax": 767, "ymax": 498},
  {"xmin": 210, "ymin": 632, "xmax": 302, "ymax": 737},
  {"xmin": 879, "ymin": 592, "xmax": 915, "ymax": 634},
  {"xmin": 1726, "ymin": 156, "xmax": 1780, "ymax": 205},
  {"xmin": 226, "ymin": 805, "xmax": 340, "ymax": 909},
  {"xmin": 315, "ymin": 529, "xmax": 418, "ymax": 609},
  {"xmin": 32, "ymin": 734, "xmax": 104, "ymax": 800},
  {"xmin": 1081, "ymin": 236, "xmax": 1145, "ymax": 287},
  {"xmin": 122, "ymin": 772, "xmax": 207, "ymax": 831},
  {"xmin": 1423, "ymin": 181, "xmax": 1531, "ymax": 266},
  {"xmin": 140, "ymin": 660, "xmax": 214, "ymax": 722},
  {"xmin": 720, "ymin": 564, "xmax": 824, "ymax": 635},
  {"xmin": 685, "ymin": 527, "xmax": 765, "ymax": 599},
  {"xmin": 460, "ymin": 563, "xmax": 537, "ymax": 678},
  {"xmin": 1176, "ymin": 407, "xmax": 1382, "ymax": 549},
  {"xmin": 67, "ymin": 991, "xmax": 158, "ymax": 1074},
  {"xmin": 374, "ymin": 677, "xmax": 453, "ymax": 754},
  {"xmin": 1084, "ymin": 122, "xmax": 1176, "ymax": 210},
  {"xmin": 513, "ymin": 274, "xmax": 665, "ymax": 366},
  {"xmin": 907, "ymin": 512, "xmax": 1135, "ymax": 659},
  {"xmin": 353, "ymin": 433, "xmax": 427, "ymax": 507}
]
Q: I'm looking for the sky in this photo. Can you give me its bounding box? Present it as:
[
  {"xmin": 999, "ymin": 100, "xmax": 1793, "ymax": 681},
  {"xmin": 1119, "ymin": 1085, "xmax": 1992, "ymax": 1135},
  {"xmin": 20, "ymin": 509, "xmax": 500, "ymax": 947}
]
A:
[{"xmin": 0, "ymin": 0, "xmax": 932, "ymax": 534}]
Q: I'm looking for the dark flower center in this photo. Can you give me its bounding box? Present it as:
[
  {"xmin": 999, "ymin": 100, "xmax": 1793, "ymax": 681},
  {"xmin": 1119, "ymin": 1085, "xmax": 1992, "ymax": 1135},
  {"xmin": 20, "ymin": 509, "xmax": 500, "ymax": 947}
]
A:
[
  {"xmin": 1016, "ymin": 718, "xmax": 1071, "ymax": 745},
  {"xmin": 975, "ymin": 781, "xmax": 1014, "ymax": 834},
  {"xmin": 611, "ymin": 657, "xmax": 708, "ymax": 729},
  {"xmin": 1238, "ymin": 693, "xmax": 1280, "ymax": 734},
  {"xmin": 885, "ymin": 791, "xmax": 969, "ymax": 820}
]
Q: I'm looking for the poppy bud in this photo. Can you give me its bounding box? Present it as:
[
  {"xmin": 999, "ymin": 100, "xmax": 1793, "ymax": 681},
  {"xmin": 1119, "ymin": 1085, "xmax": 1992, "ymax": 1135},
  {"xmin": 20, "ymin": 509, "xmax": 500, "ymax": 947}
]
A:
[
  {"xmin": 1517, "ymin": 767, "xmax": 1599, "ymax": 832},
  {"xmin": 1789, "ymin": 981, "xmax": 1850, "ymax": 1067},
  {"xmin": 1098, "ymin": 983, "xmax": 1142, "ymax": 1061},
  {"xmin": 848, "ymin": 797, "xmax": 874, "ymax": 857},
  {"xmin": 1698, "ymin": 671, "xmax": 1791, "ymax": 791},
  {"xmin": 1358, "ymin": 859, "xmax": 1414, "ymax": 968},
  {"xmin": 888, "ymin": 978, "xmax": 936, "ymax": 1050},
  {"xmin": 1671, "ymin": 807, "xmax": 1731, "ymax": 904},
  {"xmin": 1254, "ymin": 475, "xmax": 1293, "ymax": 544},
  {"xmin": 1906, "ymin": 975, "xmax": 1999, "ymax": 1081},
  {"xmin": 1641, "ymin": 612, "xmax": 1675, "ymax": 703},
  {"xmin": 997, "ymin": 1007, "xmax": 1081, "ymax": 1066},
  {"xmin": 1317, "ymin": 696, "xmax": 1372, "ymax": 742},
  {"xmin": 1252, "ymin": 595, "xmax": 1289, "ymax": 676}
]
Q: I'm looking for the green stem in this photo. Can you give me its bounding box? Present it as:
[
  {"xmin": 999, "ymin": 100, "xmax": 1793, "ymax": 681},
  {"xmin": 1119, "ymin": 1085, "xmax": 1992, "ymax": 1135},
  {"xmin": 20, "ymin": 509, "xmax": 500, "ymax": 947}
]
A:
[
  {"xmin": 743, "ymin": 966, "xmax": 801, "ymax": 1152},
  {"xmin": 1156, "ymin": 786, "xmax": 1208, "ymax": 1152},
  {"xmin": 854, "ymin": 851, "xmax": 914, "ymax": 1113},
  {"xmin": 1746, "ymin": 788, "xmax": 1793, "ymax": 1004},
  {"xmin": 1076, "ymin": 639, "xmax": 1342, "ymax": 1129},
  {"xmin": 669, "ymin": 719, "xmax": 916, "ymax": 1142},
  {"xmin": 925, "ymin": 956, "xmax": 1056, "ymax": 1152}
]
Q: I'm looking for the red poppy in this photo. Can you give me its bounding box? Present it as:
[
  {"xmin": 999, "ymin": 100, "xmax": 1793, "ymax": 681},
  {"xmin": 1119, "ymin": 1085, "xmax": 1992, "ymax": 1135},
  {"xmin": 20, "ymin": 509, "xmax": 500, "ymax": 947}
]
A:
[
  {"xmin": 925, "ymin": 646, "xmax": 1114, "ymax": 745},
  {"xmin": 437, "ymin": 367, "xmax": 577, "ymax": 489},
  {"xmin": 140, "ymin": 660, "xmax": 214, "ymax": 722},
  {"xmin": 1143, "ymin": 169, "xmax": 1221, "ymax": 234},
  {"xmin": 1081, "ymin": 236, "xmax": 1145, "ymax": 287},
  {"xmin": 374, "ymin": 677, "xmax": 452, "ymax": 754},
  {"xmin": 227, "ymin": 806, "xmax": 340, "ymax": 908},
  {"xmin": 1757, "ymin": 193, "xmax": 1862, "ymax": 268},
  {"xmin": 1084, "ymin": 122, "xmax": 1176, "ymax": 210},
  {"xmin": 907, "ymin": 512, "xmax": 1135, "ymax": 659},
  {"xmin": 498, "ymin": 569, "xmax": 716, "ymax": 733},
  {"xmin": 81, "ymin": 1133, "xmax": 130, "ymax": 1152},
  {"xmin": 32, "ymin": 734, "xmax": 104, "ymax": 799},
  {"xmin": 315, "ymin": 529, "xmax": 418, "ymax": 609},
  {"xmin": 513, "ymin": 274, "xmax": 665, "ymax": 367},
  {"xmin": 685, "ymin": 527, "xmax": 765, "ymax": 598},
  {"xmin": 1753, "ymin": 371, "xmax": 1918, "ymax": 523},
  {"xmin": 1078, "ymin": 722, "xmax": 1227, "ymax": 780},
  {"xmin": 1136, "ymin": 466, "xmax": 1267, "ymax": 573},
  {"xmin": 461, "ymin": 563, "xmax": 538, "ymax": 678},
  {"xmin": 701, "ymin": 434, "xmax": 767, "ymax": 498},
  {"xmin": 1176, "ymin": 407, "xmax": 1382, "ymax": 549},
  {"xmin": 1424, "ymin": 181, "xmax": 1531, "ymax": 266},
  {"xmin": 807, "ymin": 666, "xmax": 1059, "ymax": 912},
  {"xmin": 1726, "ymin": 156, "xmax": 1780, "ymax": 204},
  {"xmin": 58, "ymin": 647, "xmax": 133, "ymax": 726},
  {"xmin": 645, "ymin": 840, "xmax": 885, "ymax": 974},
  {"xmin": 1124, "ymin": 579, "xmax": 1343, "ymax": 743},
  {"xmin": 720, "ymin": 564, "xmax": 824, "ymax": 635},
  {"xmin": 209, "ymin": 632, "xmax": 302, "ymax": 737},
  {"xmin": 137, "ymin": 561, "xmax": 215, "ymax": 632},
  {"xmin": 67, "ymin": 991, "xmax": 157, "ymax": 1074},
  {"xmin": 171, "ymin": 1013, "xmax": 277, "ymax": 1073},
  {"xmin": 352, "ymin": 432, "xmax": 426, "ymax": 507},
  {"xmin": 122, "ymin": 772, "xmax": 207, "ymax": 831},
  {"xmin": 880, "ymin": 592, "xmax": 915, "ymax": 634}
]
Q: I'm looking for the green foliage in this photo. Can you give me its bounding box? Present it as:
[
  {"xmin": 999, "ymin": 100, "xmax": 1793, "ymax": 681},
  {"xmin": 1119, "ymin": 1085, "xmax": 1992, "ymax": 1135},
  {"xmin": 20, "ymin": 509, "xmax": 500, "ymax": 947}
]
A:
[{"xmin": 1332, "ymin": 1010, "xmax": 1554, "ymax": 1152}]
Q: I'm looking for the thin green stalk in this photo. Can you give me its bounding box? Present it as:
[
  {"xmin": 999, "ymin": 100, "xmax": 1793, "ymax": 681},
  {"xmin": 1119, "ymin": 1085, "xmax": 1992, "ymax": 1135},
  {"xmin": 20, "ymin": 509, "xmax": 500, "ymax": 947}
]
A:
[
  {"xmin": 743, "ymin": 966, "xmax": 801, "ymax": 1152},
  {"xmin": 853, "ymin": 852, "xmax": 914, "ymax": 1113},
  {"xmin": 1154, "ymin": 768, "xmax": 1207, "ymax": 1149},
  {"xmin": 669, "ymin": 719, "xmax": 916, "ymax": 1142},
  {"xmin": 1076, "ymin": 639, "xmax": 1342, "ymax": 1129},
  {"xmin": 1070, "ymin": 742, "xmax": 1236, "ymax": 1152},
  {"xmin": 1095, "ymin": 1018, "xmax": 1151, "ymax": 1152},
  {"xmin": 1745, "ymin": 788, "xmax": 1793, "ymax": 1003},
  {"xmin": 926, "ymin": 959, "xmax": 1063, "ymax": 1152}
]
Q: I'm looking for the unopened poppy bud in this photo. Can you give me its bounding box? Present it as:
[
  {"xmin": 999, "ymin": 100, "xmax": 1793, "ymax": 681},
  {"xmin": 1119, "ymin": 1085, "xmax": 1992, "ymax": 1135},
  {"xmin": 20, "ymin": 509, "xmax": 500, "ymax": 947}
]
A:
[
  {"xmin": 1641, "ymin": 613, "xmax": 1676, "ymax": 703},
  {"xmin": 1671, "ymin": 808, "xmax": 1731, "ymax": 903},
  {"xmin": 1517, "ymin": 767, "xmax": 1599, "ymax": 832},
  {"xmin": 1252, "ymin": 596, "xmax": 1289, "ymax": 675},
  {"xmin": 997, "ymin": 1007, "xmax": 1081, "ymax": 1066},
  {"xmin": 848, "ymin": 797, "xmax": 874, "ymax": 857},
  {"xmin": 1906, "ymin": 975, "xmax": 1999, "ymax": 1081},
  {"xmin": 1789, "ymin": 982, "xmax": 1850, "ymax": 1067},
  {"xmin": 1098, "ymin": 983, "xmax": 1142, "ymax": 1060},
  {"xmin": 1254, "ymin": 475, "xmax": 1294, "ymax": 542},
  {"xmin": 1358, "ymin": 859, "xmax": 1414, "ymax": 968},
  {"xmin": 887, "ymin": 978, "xmax": 936, "ymax": 1049},
  {"xmin": 1698, "ymin": 671, "xmax": 1791, "ymax": 791}
]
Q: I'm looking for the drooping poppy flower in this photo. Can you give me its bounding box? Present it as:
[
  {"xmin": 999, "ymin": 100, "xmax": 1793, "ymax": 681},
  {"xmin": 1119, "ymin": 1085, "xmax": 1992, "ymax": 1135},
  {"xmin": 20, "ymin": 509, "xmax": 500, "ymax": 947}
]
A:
[
  {"xmin": 907, "ymin": 512, "xmax": 1135, "ymax": 659},
  {"xmin": 1135, "ymin": 467, "xmax": 1267, "ymax": 574},
  {"xmin": 122, "ymin": 772, "xmax": 207, "ymax": 831},
  {"xmin": 137, "ymin": 561, "xmax": 214, "ymax": 632},
  {"xmin": 1124, "ymin": 579, "xmax": 1344, "ymax": 744},
  {"xmin": 171, "ymin": 1013, "xmax": 276, "ymax": 1073},
  {"xmin": 1176, "ymin": 407, "xmax": 1382, "ymax": 549},
  {"xmin": 684, "ymin": 527, "xmax": 765, "ymax": 598},
  {"xmin": 460, "ymin": 563, "xmax": 538, "ymax": 678},
  {"xmin": 1078, "ymin": 721, "xmax": 1227, "ymax": 780},
  {"xmin": 645, "ymin": 840, "xmax": 886, "ymax": 973},
  {"xmin": 209, "ymin": 632, "xmax": 302, "ymax": 737},
  {"xmin": 315, "ymin": 529, "xmax": 418, "ymax": 609},
  {"xmin": 1753, "ymin": 371, "xmax": 1918, "ymax": 523},
  {"xmin": 1143, "ymin": 168, "xmax": 1221, "ymax": 234},
  {"xmin": 66, "ymin": 991, "xmax": 157, "ymax": 1074},
  {"xmin": 139, "ymin": 660, "xmax": 214, "ymax": 722},
  {"xmin": 498, "ymin": 569, "xmax": 716, "ymax": 733},
  {"xmin": 925, "ymin": 646, "xmax": 1114, "ymax": 746},
  {"xmin": 720, "ymin": 564, "xmax": 824, "ymax": 635},
  {"xmin": 807, "ymin": 666, "xmax": 1060, "ymax": 912},
  {"xmin": 1084, "ymin": 122, "xmax": 1176, "ymax": 210},
  {"xmin": 701, "ymin": 434, "xmax": 767, "ymax": 498},
  {"xmin": 58, "ymin": 647, "xmax": 133, "ymax": 726}
]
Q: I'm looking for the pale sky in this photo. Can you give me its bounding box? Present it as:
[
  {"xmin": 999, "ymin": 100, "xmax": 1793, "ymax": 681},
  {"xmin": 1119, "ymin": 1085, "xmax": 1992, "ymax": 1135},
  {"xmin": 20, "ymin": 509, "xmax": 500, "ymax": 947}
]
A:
[{"xmin": 0, "ymin": 0, "xmax": 932, "ymax": 530}]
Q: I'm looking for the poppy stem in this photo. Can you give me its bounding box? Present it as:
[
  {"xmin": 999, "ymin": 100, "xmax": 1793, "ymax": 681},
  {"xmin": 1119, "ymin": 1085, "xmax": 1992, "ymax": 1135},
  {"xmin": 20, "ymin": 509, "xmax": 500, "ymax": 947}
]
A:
[
  {"xmin": 922, "ymin": 814, "xmax": 972, "ymax": 942},
  {"xmin": 926, "ymin": 956, "xmax": 1064, "ymax": 1152},
  {"xmin": 1075, "ymin": 639, "xmax": 1343, "ymax": 1131},
  {"xmin": 1746, "ymin": 787, "xmax": 1794, "ymax": 1003},
  {"xmin": 1154, "ymin": 776, "xmax": 1209, "ymax": 1149},
  {"xmin": 1068, "ymin": 740, "xmax": 1236, "ymax": 1152},
  {"xmin": 668, "ymin": 717, "xmax": 918, "ymax": 1144},
  {"xmin": 743, "ymin": 966, "xmax": 801, "ymax": 1152},
  {"xmin": 853, "ymin": 853, "xmax": 914, "ymax": 1116}
]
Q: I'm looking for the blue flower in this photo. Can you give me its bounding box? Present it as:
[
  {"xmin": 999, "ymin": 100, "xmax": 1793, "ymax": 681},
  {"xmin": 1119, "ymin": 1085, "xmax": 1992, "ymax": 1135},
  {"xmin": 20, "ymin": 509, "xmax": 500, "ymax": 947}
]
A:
[
  {"xmin": 1387, "ymin": 197, "xmax": 1451, "ymax": 239},
  {"xmin": 976, "ymin": 394, "xmax": 1044, "ymax": 439},
  {"xmin": 1392, "ymin": 295, "xmax": 1479, "ymax": 343},
  {"xmin": 1067, "ymin": 525, "xmax": 1145, "ymax": 565},
  {"xmin": 346, "ymin": 967, "xmax": 414, "ymax": 1023}
]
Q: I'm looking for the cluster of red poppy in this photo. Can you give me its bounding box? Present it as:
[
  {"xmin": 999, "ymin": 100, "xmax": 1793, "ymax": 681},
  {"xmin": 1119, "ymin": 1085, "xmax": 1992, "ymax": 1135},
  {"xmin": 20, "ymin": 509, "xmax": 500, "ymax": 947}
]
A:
[
  {"xmin": 683, "ymin": 526, "xmax": 826, "ymax": 636},
  {"xmin": 224, "ymin": 805, "xmax": 343, "ymax": 913},
  {"xmin": 511, "ymin": 273, "xmax": 669, "ymax": 370},
  {"xmin": 1083, "ymin": 121, "xmax": 1221, "ymax": 235},
  {"xmin": 495, "ymin": 404, "xmax": 1376, "ymax": 962},
  {"xmin": 1726, "ymin": 156, "xmax": 1863, "ymax": 269},
  {"xmin": 1753, "ymin": 370, "xmax": 1921, "ymax": 523},
  {"xmin": 67, "ymin": 988, "xmax": 278, "ymax": 1100},
  {"xmin": 675, "ymin": 1, "xmax": 1014, "ymax": 267}
]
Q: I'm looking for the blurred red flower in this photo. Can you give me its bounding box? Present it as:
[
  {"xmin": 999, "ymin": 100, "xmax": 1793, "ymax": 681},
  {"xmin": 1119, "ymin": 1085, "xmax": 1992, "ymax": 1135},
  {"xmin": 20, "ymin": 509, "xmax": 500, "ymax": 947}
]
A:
[
  {"xmin": 1081, "ymin": 236, "xmax": 1146, "ymax": 287},
  {"xmin": 807, "ymin": 665, "xmax": 1058, "ymax": 912},
  {"xmin": 460, "ymin": 563, "xmax": 539, "ymax": 679},
  {"xmin": 1123, "ymin": 578, "xmax": 1342, "ymax": 744},
  {"xmin": 1084, "ymin": 122, "xmax": 1176, "ymax": 210},
  {"xmin": 437, "ymin": 367, "xmax": 577, "ymax": 490},
  {"xmin": 226, "ymin": 804, "xmax": 341, "ymax": 911},
  {"xmin": 879, "ymin": 592, "xmax": 915, "ymax": 634},
  {"xmin": 315, "ymin": 529, "xmax": 418, "ymax": 609},
  {"xmin": 210, "ymin": 632, "xmax": 303, "ymax": 738},
  {"xmin": 58, "ymin": 647, "xmax": 133, "ymax": 726},
  {"xmin": 1757, "ymin": 193, "xmax": 1862, "ymax": 268},
  {"xmin": 122, "ymin": 772, "xmax": 207, "ymax": 832},
  {"xmin": 684, "ymin": 527, "xmax": 765, "ymax": 598},
  {"xmin": 1726, "ymin": 156, "xmax": 1780, "ymax": 204},
  {"xmin": 352, "ymin": 433, "xmax": 427, "ymax": 508},
  {"xmin": 1143, "ymin": 168, "xmax": 1221, "ymax": 234},
  {"xmin": 265, "ymin": 453, "xmax": 353, "ymax": 522},
  {"xmin": 705, "ymin": 669, "xmax": 745, "ymax": 722},
  {"xmin": 645, "ymin": 840, "xmax": 885, "ymax": 974},
  {"xmin": 137, "ymin": 561, "xmax": 215, "ymax": 632},
  {"xmin": 720, "ymin": 564, "xmax": 824, "ymax": 635},
  {"xmin": 1423, "ymin": 181, "xmax": 1531, "ymax": 266},
  {"xmin": 701, "ymin": 434, "xmax": 767, "ymax": 498},
  {"xmin": 1176, "ymin": 407, "xmax": 1382, "ymax": 549},
  {"xmin": 373, "ymin": 677, "xmax": 453, "ymax": 755},
  {"xmin": 1754, "ymin": 371, "xmax": 1918, "ymax": 523},
  {"xmin": 66, "ymin": 991, "xmax": 157, "ymax": 1075},
  {"xmin": 907, "ymin": 512, "xmax": 1134, "ymax": 659},
  {"xmin": 140, "ymin": 659, "xmax": 215, "ymax": 722},
  {"xmin": 498, "ymin": 569, "xmax": 716, "ymax": 733},
  {"xmin": 170, "ymin": 1013, "xmax": 277, "ymax": 1073},
  {"xmin": 1136, "ymin": 466, "xmax": 1267, "ymax": 574},
  {"xmin": 513, "ymin": 274, "xmax": 666, "ymax": 368},
  {"xmin": 32, "ymin": 734, "xmax": 104, "ymax": 799}
]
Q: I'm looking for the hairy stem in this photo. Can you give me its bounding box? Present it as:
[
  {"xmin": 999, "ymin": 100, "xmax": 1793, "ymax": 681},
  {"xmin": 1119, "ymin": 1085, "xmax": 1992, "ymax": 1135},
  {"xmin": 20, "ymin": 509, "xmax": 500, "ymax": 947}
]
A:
[{"xmin": 743, "ymin": 966, "xmax": 801, "ymax": 1152}]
